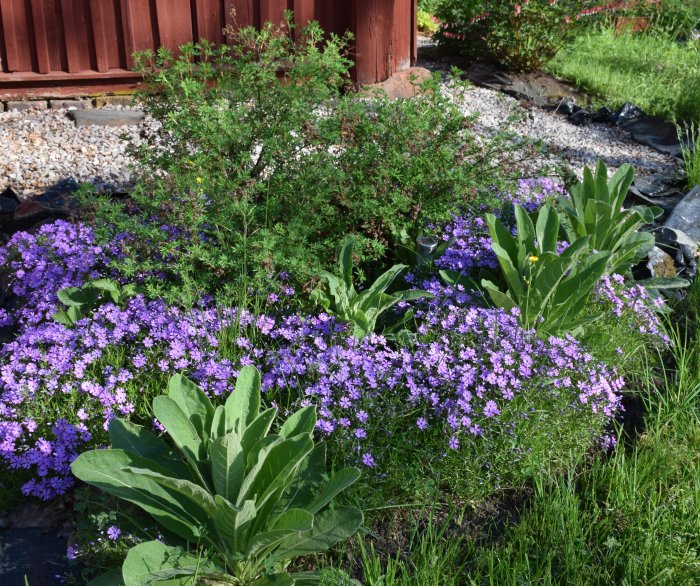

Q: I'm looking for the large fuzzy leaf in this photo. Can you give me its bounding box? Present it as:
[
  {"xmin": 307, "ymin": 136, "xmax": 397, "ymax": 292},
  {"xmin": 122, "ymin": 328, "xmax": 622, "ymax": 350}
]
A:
[
  {"xmin": 276, "ymin": 506, "xmax": 363, "ymax": 559},
  {"xmin": 225, "ymin": 365, "xmax": 261, "ymax": 435},
  {"xmin": 122, "ymin": 540, "xmax": 219, "ymax": 586},
  {"xmin": 305, "ymin": 467, "xmax": 361, "ymax": 515},
  {"xmin": 279, "ymin": 406, "xmax": 316, "ymax": 439},
  {"xmin": 241, "ymin": 408, "xmax": 278, "ymax": 454},
  {"xmin": 210, "ymin": 431, "xmax": 246, "ymax": 503},
  {"xmin": 283, "ymin": 443, "xmax": 327, "ymax": 511},
  {"xmin": 153, "ymin": 396, "xmax": 206, "ymax": 464},
  {"xmin": 213, "ymin": 495, "xmax": 257, "ymax": 554},
  {"xmin": 240, "ymin": 436, "xmax": 314, "ymax": 507},
  {"xmin": 108, "ymin": 419, "xmax": 191, "ymax": 479},
  {"xmin": 167, "ymin": 374, "xmax": 214, "ymax": 443},
  {"xmin": 71, "ymin": 450, "xmax": 208, "ymax": 542}
]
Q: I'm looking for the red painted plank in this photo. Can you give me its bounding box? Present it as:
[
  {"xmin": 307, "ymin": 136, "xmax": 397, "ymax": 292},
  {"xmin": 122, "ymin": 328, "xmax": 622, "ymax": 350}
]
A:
[
  {"xmin": 194, "ymin": 0, "xmax": 224, "ymax": 43},
  {"xmin": 90, "ymin": 1, "xmax": 116, "ymax": 72},
  {"xmin": 259, "ymin": 0, "xmax": 287, "ymax": 27},
  {"xmin": 155, "ymin": 0, "xmax": 194, "ymax": 53},
  {"xmin": 392, "ymin": 0, "xmax": 411, "ymax": 72},
  {"xmin": 353, "ymin": 0, "xmax": 393, "ymax": 84},
  {"xmin": 120, "ymin": 0, "xmax": 156, "ymax": 69},
  {"xmin": 1, "ymin": 0, "xmax": 33, "ymax": 72},
  {"xmin": 225, "ymin": 0, "xmax": 255, "ymax": 30},
  {"xmin": 293, "ymin": 0, "xmax": 314, "ymax": 33},
  {"xmin": 30, "ymin": 0, "xmax": 51, "ymax": 73},
  {"xmin": 60, "ymin": 0, "xmax": 93, "ymax": 73}
]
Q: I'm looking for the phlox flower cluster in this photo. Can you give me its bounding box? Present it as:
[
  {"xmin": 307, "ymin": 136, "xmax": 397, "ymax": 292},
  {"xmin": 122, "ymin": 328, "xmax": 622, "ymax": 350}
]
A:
[
  {"xmin": 594, "ymin": 274, "xmax": 670, "ymax": 343},
  {"xmin": 0, "ymin": 207, "xmax": 630, "ymax": 500},
  {"xmin": 255, "ymin": 305, "xmax": 623, "ymax": 468},
  {"xmin": 0, "ymin": 221, "xmax": 110, "ymax": 327},
  {"xmin": 0, "ymin": 296, "xmax": 246, "ymax": 498}
]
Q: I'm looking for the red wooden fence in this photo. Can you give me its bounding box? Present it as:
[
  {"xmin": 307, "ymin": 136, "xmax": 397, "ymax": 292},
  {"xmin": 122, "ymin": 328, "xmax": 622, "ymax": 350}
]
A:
[{"xmin": 0, "ymin": 0, "xmax": 417, "ymax": 99}]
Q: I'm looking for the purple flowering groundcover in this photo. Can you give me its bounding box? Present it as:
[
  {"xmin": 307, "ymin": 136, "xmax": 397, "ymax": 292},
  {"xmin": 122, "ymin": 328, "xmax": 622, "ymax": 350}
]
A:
[{"xmin": 0, "ymin": 205, "xmax": 666, "ymax": 502}]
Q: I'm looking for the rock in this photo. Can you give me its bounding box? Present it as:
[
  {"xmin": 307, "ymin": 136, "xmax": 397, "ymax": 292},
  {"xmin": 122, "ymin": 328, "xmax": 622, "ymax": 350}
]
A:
[
  {"xmin": 68, "ymin": 109, "xmax": 144, "ymax": 127},
  {"xmin": 657, "ymin": 227, "xmax": 698, "ymax": 278},
  {"xmin": 664, "ymin": 186, "xmax": 700, "ymax": 242},
  {"xmin": 95, "ymin": 95, "xmax": 135, "ymax": 108},
  {"xmin": 0, "ymin": 102, "xmax": 4, "ymax": 113},
  {"xmin": 49, "ymin": 99, "xmax": 91, "ymax": 110},
  {"xmin": 647, "ymin": 246, "xmax": 677, "ymax": 278},
  {"xmin": 364, "ymin": 67, "xmax": 433, "ymax": 100},
  {"xmin": 6, "ymin": 100, "xmax": 47, "ymax": 112}
]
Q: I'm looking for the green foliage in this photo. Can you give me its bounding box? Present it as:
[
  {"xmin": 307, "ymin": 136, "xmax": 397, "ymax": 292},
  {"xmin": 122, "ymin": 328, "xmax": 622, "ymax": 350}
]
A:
[
  {"xmin": 482, "ymin": 204, "xmax": 610, "ymax": 334},
  {"xmin": 311, "ymin": 238, "xmax": 432, "ymax": 339},
  {"xmin": 53, "ymin": 279, "xmax": 137, "ymax": 327},
  {"xmin": 558, "ymin": 161, "xmax": 661, "ymax": 275},
  {"xmin": 71, "ymin": 366, "xmax": 363, "ymax": 585},
  {"xmin": 83, "ymin": 20, "xmax": 536, "ymax": 302},
  {"xmin": 417, "ymin": 10, "xmax": 439, "ymax": 34},
  {"xmin": 626, "ymin": 0, "xmax": 700, "ymax": 40},
  {"xmin": 435, "ymin": 0, "xmax": 586, "ymax": 71}
]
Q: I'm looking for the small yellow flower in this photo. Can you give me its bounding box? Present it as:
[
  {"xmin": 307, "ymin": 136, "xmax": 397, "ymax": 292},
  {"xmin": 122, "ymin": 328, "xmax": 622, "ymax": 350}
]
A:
[
  {"xmin": 196, "ymin": 177, "xmax": 203, "ymax": 184},
  {"xmin": 529, "ymin": 255, "xmax": 539, "ymax": 263}
]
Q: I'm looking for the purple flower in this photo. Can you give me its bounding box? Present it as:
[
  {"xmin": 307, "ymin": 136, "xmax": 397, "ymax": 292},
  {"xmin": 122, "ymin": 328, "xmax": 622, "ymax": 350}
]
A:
[{"xmin": 106, "ymin": 526, "xmax": 121, "ymax": 540}]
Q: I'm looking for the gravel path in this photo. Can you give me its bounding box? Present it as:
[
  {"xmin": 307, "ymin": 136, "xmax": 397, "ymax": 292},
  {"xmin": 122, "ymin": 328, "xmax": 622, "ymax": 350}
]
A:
[
  {"xmin": 0, "ymin": 106, "xmax": 141, "ymax": 196},
  {"xmin": 0, "ymin": 45, "xmax": 680, "ymax": 195}
]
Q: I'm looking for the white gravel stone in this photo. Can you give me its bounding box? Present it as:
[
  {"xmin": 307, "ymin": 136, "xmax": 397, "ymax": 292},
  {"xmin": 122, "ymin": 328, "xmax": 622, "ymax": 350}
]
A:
[{"xmin": 0, "ymin": 107, "xmax": 142, "ymax": 196}]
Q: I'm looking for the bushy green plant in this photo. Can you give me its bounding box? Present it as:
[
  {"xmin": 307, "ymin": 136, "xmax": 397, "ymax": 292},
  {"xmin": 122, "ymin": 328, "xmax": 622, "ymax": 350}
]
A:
[
  {"xmin": 435, "ymin": 0, "xmax": 586, "ymax": 71},
  {"xmin": 53, "ymin": 279, "xmax": 137, "ymax": 327},
  {"xmin": 482, "ymin": 203, "xmax": 610, "ymax": 333},
  {"xmin": 71, "ymin": 366, "xmax": 363, "ymax": 585},
  {"xmin": 82, "ymin": 19, "xmax": 537, "ymax": 303},
  {"xmin": 311, "ymin": 238, "xmax": 432, "ymax": 339},
  {"xmin": 558, "ymin": 161, "xmax": 661, "ymax": 275}
]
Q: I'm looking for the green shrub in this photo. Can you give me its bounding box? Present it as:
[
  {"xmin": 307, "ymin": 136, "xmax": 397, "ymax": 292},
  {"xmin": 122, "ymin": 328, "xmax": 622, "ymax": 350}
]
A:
[
  {"xmin": 435, "ymin": 1, "xmax": 587, "ymax": 71},
  {"xmin": 71, "ymin": 366, "xmax": 363, "ymax": 585},
  {"xmin": 82, "ymin": 19, "xmax": 537, "ymax": 303}
]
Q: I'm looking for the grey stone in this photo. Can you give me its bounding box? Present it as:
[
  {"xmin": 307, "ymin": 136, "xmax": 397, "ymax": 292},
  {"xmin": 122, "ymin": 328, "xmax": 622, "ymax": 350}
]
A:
[
  {"xmin": 647, "ymin": 246, "xmax": 677, "ymax": 278},
  {"xmin": 664, "ymin": 185, "xmax": 700, "ymax": 243},
  {"xmin": 6, "ymin": 101, "xmax": 48, "ymax": 112},
  {"xmin": 95, "ymin": 95, "xmax": 134, "ymax": 108},
  {"xmin": 68, "ymin": 109, "xmax": 144, "ymax": 127},
  {"xmin": 0, "ymin": 102, "xmax": 4, "ymax": 113},
  {"xmin": 49, "ymin": 99, "xmax": 91, "ymax": 110}
]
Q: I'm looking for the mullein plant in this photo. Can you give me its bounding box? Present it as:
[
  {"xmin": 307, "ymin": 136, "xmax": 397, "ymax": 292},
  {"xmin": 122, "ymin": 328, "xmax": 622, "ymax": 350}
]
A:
[
  {"xmin": 481, "ymin": 203, "xmax": 610, "ymax": 334},
  {"xmin": 71, "ymin": 367, "xmax": 363, "ymax": 585}
]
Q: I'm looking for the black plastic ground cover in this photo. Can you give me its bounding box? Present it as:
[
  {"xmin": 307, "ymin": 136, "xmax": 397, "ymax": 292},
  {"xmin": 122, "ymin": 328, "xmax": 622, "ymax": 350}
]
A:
[{"xmin": 0, "ymin": 529, "xmax": 75, "ymax": 585}]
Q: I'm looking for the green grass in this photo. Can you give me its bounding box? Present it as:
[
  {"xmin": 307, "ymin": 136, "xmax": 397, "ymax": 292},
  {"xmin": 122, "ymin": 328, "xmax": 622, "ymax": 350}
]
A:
[
  {"xmin": 547, "ymin": 27, "xmax": 700, "ymax": 123},
  {"xmin": 680, "ymin": 122, "xmax": 700, "ymax": 188}
]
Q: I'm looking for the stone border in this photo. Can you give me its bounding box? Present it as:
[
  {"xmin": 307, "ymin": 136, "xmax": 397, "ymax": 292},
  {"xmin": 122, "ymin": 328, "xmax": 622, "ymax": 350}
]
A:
[{"xmin": 1, "ymin": 95, "xmax": 134, "ymax": 112}]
